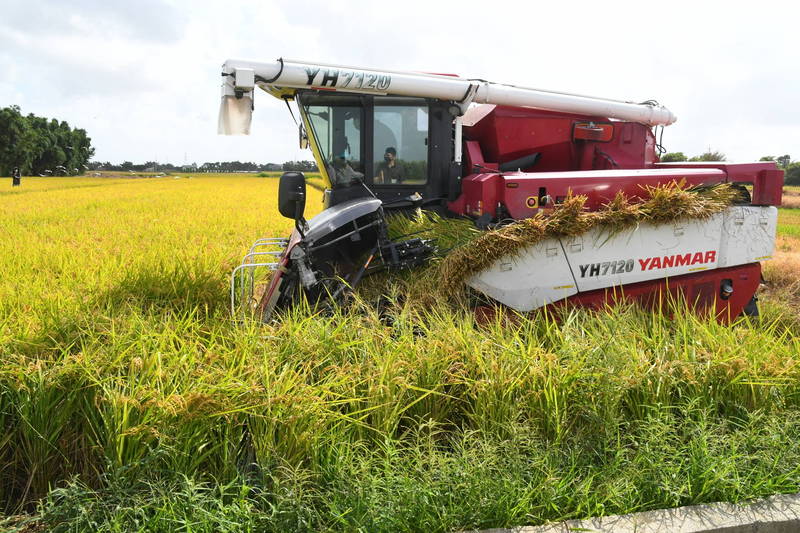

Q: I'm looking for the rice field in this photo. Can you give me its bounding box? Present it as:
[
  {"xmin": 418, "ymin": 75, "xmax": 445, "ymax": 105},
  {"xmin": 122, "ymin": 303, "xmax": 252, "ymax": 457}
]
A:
[
  {"xmin": 2, "ymin": 175, "xmax": 800, "ymax": 532},
  {"xmin": 782, "ymin": 186, "xmax": 800, "ymax": 209}
]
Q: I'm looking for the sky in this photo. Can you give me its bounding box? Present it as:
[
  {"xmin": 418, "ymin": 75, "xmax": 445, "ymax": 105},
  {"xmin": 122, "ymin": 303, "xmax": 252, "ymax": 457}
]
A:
[{"xmin": 1, "ymin": 0, "xmax": 798, "ymax": 166}]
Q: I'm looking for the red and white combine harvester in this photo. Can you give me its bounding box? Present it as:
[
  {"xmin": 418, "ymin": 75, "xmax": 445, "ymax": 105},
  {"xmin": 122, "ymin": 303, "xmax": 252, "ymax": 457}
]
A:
[{"xmin": 220, "ymin": 58, "xmax": 783, "ymax": 322}]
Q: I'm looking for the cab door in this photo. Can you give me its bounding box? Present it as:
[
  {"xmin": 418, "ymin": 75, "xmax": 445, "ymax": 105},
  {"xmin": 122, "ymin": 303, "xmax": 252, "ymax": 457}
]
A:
[{"xmin": 299, "ymin": 92, "xmax": 454, "ymax": 209}]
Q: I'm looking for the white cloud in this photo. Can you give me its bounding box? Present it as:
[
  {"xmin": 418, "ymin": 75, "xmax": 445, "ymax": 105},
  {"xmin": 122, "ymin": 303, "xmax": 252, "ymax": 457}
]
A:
[{"xmin": 0, "ymin": 0, "xmax": 797, "ymax": 164}]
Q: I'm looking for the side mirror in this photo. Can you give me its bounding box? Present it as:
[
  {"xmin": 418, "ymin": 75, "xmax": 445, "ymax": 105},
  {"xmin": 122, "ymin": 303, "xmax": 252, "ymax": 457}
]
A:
[
  {"xmin": 278, "ymin": 171, "xmax": 306, "ymax": 221},
  {"xmin": 299, "ymin": 124, "xmax": 309, "ymax": 150}
]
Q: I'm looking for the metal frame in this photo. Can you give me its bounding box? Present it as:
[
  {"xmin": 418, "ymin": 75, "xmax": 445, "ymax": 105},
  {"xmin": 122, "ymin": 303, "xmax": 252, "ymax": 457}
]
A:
[{"xmin": 230, "ymin": 238, "xmax": 288, "ymax": 321}]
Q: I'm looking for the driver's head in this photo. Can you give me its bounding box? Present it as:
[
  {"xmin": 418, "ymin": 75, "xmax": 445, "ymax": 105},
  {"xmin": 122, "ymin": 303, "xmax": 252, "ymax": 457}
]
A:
[{"xmin": 384, "ymin": 147, "xmax": 397, "ymax": 163}]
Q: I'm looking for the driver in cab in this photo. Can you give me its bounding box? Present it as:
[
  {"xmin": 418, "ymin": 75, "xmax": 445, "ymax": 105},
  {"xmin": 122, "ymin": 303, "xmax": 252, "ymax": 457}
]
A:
[{"xmin": 374, "ymin": 147, "xmax": 405, "ymax": 184}]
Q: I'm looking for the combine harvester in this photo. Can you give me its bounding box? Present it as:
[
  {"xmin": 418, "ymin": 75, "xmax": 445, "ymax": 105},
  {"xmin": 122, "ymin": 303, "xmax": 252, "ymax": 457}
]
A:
[{"xmin": 220, "ymin": 57, "xmax": 782, "ymax": 322}]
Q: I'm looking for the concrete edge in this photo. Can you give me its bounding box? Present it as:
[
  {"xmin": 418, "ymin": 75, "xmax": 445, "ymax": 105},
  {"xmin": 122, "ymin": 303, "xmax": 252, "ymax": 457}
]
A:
[{"xmin": 478, "ymin": 492, "xmax": 800, "ymax": 533}]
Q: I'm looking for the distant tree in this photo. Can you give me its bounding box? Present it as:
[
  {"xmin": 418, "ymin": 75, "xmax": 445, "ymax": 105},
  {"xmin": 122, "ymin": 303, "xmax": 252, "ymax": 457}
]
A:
[
  {"xmin": 94, "ymin": 160, "xmax": 303, "ymax": 174},
  {"xmin": 689, "ymin": 151, "xmax": 726, "ymax": 162},
  {"xmin": 0, "ymin": 105, "xmax": 36, "ymax": 175},
  {"xmin": 660, "ymin": 152, "xmax": 688, "ymax": 162},
  {"xmin": 282, "ymin": 160, "xmax": 318, "ymax": 172},
  {"xmin": 0, "ymin": 106, "xmax": 93, "ymax": 176},
  {"xmin": 760, "ymin": 156, "xmax": 775, "ymax": 162},
  {"xmin": 776, "ymin": 155, "xmax": 791, "ymax": 169},
  {"xmin": 785, "ymin": 162, "xmax": 800, "ymax": 186}
]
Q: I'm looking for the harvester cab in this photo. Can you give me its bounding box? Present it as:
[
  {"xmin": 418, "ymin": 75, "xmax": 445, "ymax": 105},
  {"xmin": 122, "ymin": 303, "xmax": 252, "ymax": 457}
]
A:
[{"xmin": 222, "ymin": 57, "xmax": 783, "ymax": 322}]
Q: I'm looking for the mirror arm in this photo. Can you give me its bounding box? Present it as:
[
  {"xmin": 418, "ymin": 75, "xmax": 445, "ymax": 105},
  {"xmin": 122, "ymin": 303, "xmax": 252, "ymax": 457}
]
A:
[{"xmin": 293, "ymin": 192, "xmax": 306, "ymax": 238}]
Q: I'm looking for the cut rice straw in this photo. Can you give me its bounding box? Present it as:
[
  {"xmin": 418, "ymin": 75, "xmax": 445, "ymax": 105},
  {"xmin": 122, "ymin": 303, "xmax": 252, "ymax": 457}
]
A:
[{"xmin": 437, "ymin": 180, "xmax": 740, "ymax": 296}]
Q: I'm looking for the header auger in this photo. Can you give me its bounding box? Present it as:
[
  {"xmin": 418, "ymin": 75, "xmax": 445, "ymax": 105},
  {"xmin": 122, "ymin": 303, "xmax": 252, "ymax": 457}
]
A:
[{"xmin": 221, "ymin": 57, "xmax": 783, "ymax": 322}]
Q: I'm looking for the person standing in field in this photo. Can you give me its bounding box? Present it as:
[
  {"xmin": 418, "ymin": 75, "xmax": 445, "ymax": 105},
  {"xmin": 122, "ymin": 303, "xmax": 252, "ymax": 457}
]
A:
[{"xmin": 11, "ymin": 167, "xmax": 21, "ymax": 187}]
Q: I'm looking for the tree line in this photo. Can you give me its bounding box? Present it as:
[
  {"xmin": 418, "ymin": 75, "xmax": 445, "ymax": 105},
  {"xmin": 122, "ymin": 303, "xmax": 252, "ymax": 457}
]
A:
[
  {"xmin": 1, "ymin": 105, "xmax": 316, "ymax": 177},
  {"xmin": 89, "ymin": 160, "xmax": 318, "ymax": 173},
  {"xmin": 0, "ymin": 106, "xmax": 94, "ymax": 176},
  {"xmin": 661, "ymin": 151, "xmax": 800, "ymax": 185}
]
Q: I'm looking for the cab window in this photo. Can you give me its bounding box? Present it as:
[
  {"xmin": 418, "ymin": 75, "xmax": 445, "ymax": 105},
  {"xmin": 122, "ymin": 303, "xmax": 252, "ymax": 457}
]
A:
[
  {"xmin": 373, "ymin": 104, "xmax": 428, "ymax": 185},
  {"xmin": 302, "ymin": 97, "xmax": 364, "ymax": 187}
]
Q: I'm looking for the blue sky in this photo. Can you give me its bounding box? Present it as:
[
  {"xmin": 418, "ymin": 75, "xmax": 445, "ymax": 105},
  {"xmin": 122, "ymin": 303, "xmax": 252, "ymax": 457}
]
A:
[{"xmin": 1, "ymin": 0, "xmax": 797, "ymax": 165}]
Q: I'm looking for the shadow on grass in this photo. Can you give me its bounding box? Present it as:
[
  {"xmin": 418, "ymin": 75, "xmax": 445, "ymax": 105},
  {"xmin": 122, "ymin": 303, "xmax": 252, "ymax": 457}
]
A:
[
  {"xmin": 100, "ymin": 262, "xmax": 229, "ymax": 316},
  {"xmin": 1, "ymin": 262, "xmax": 230, "ymax": 360}
]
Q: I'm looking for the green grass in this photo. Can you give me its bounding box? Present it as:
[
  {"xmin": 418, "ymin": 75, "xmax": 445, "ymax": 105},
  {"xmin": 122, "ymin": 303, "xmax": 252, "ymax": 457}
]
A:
[
  {"xmin": 1, "ymin": 176, "xmax": 800, "ymax": 532},
  {"xmin": 777, "ymin": 208, "xmax": 800, "ymax": 238},
  {"xmin": 3, "ymin": 408, "xmax": 796, "ymax": 533}
]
